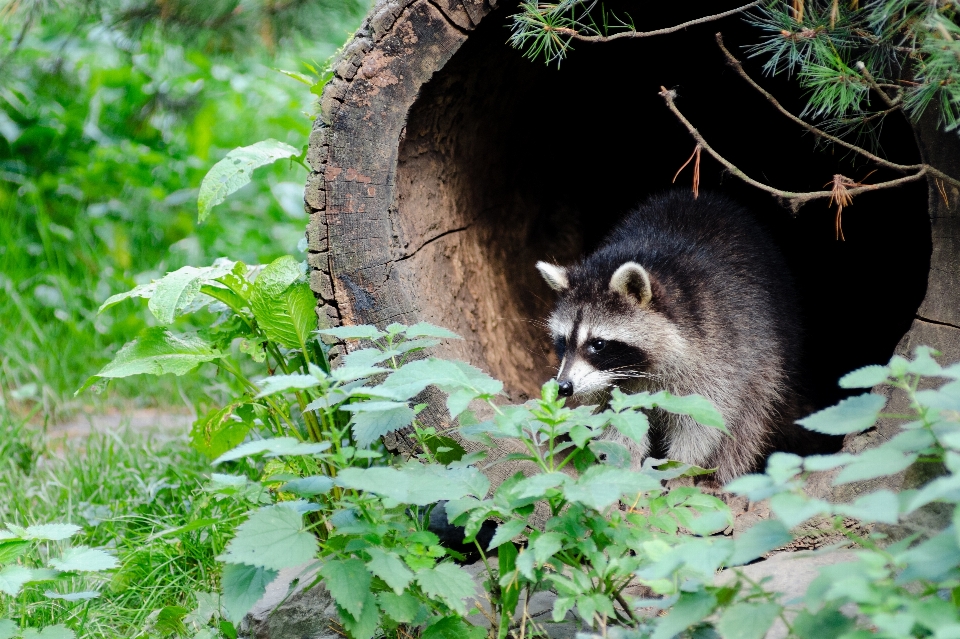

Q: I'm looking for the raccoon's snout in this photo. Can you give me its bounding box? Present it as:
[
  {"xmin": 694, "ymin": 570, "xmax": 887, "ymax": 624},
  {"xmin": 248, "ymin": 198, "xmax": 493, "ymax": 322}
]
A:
[{"xmin": 558, "ymin": 380, "xmax": 574, "ymax": 397}]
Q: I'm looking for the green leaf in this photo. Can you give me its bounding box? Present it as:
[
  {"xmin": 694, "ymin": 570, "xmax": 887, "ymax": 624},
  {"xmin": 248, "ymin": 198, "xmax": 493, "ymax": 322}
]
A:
[
  {"xmin": 728, "ymin": 520, "xmax": 792, "ymax": 566},
  {"xmin": 21, "ymin": 524, "xmax": 81, "ymax": 541},
  {"xmin": 839, "ymin": 365, "xmax": 891, "ymax": 389},
  {"xmin": 316, "ymin": 325, "xmax": 385, "ymax": 340},
  {"xmin": 319, "ymin": 558, "xmax": 371, "ymax": 621},
  {"xmin": 796, "ymin": 393, "xmax": 886, "ymax": 435},
  {"xmin": 896, "ymin": 530, "xmax": 960, "ymax": 583},
  {"xmin": 338, "ymin": 591, "xmax": 379, "ymax": 639},
  {"xmin": 220, "ymin": 562, "xmax": 278, "ymax": 624},
  {"xmin": 589, "ymin": 440, "xmax": 632, "ymax": 468},
  {"xmin": 0, "ymin": 620, "xmax": 16, "ymax": 639},
  {"xmin": 190, "ymin": 403, "xmax": 251, "ymax": 459},
  {"xmin": 148, "ymin": 264, "xmax": 233, "ymax": 324},
  {"xmin": 78, "ymin": 328, "xmax": 219, "ymax": 392},
  {"xmin": 651, "ymin": 392, "xmax": 727, "ymax": 432},
  {"xmin": 255, "ymin": 373, "xmax": 321, "ymax": 397},
  {"xmin": 342, "ymin": 348, "xmax": 400, "ymax": 368},
  {"xmin": 219, "ymin": 506, "xmax": 318, "ymax": 570},
  {"xmin": 652, "ymin": 590, "xmax": 717, "ymax": 639},
  {"xmin": 0, "ymin": 565, "xmax": 33, "ymax": 596},
  {"xmin": 514, "ymin": 473, "xmax": 568, "ymax": 500},
  {"xmin": 198, "ymin": 139, "xmax": 299, "ymax": 222},
  {"xmin": 563, "ymin": 466, "xmax": 660, "ymax": 510},
  {"xmin": 834, "ymin": 490, "xmax": 900, "ymax": 524},
  {"xmin": 98, "ymin": 281, "xmax": 156, "ymax": 313},
  {"xmin": 769, "ymin": 493, "xmax": 831, "ymax": 529},
  {"xmin": 803, "ymin": 454, "xmax": 855, "ymax": 472},
  {"xmin": 717, "ymin": 602, "xmax": 781, "ymax": 639},
  {"xmin": 498, "ymin": 541, "xmax": 521, "ymax": 618},
  {"xmin": 421, "ymin": 617, "xmax": 486, "ymax": 639},
  {"xmin": 833, "ymin": 448, "xmax": 917, "ymax": 485},
  {"xmin": 345, "ymin": 403, "xmax": 416, "ymax": 448},
  {"xmin": 20, "ymin": 625, "xmax": 76, "ymax": 639},
  {"xmin": 377, "ymin": 591, "xmax": 422, "ymax": 624},
  {"xmin": 365, "ymin": 548, "xmax": 414, "ymax": 595},
  {"xmin": 905, "ymin": 474, "xmax": 960, "ymax": 512},
  {"xmin": 403, "ymin": 323, "xmax": 461, "ymax": 339},
  {"xmin": 0, "ymin": 540, "xmax": 30, "ymax": 563},
  {"xmin": 43, "ymin": 590, "xmax": 100, "ymax": 601},
  {"xmin": 609, "ymin": 410, "xmax": 649, "ymax": 446},
  {"xmin": 531, "ymin": 532, "xmax": 564, "ymax": 563},
  {"xmin": 415, "ymin": 563, "xmax": 476, "ymax": 615},
  {"xmin": 792, "ymin": 607, "xmax": 855, "ymax": 639},
  {"xmin": 370, "ymin": 359, "xmax": 502, "ymax": 403},
  {"xmin": 49, "ymin": 547, "xmax": 117, "ymax": 572},
  {"xmin": 486, "ymin": 519, "xmax": 527, "ymax": 550},
  {"xmin": 280, "ymin": 476, "xmax": 334, "ymax": 497},
  {"xmin": 335, "ymin": 464, "xmax": 489, "ymax": 506},
  {"xmin": 213, "ymin": 437, "xmax": 330, "ymax": 465},
  {"xmin": 250, "ymin": 257, "xmax": 315, "ymax": 350}
]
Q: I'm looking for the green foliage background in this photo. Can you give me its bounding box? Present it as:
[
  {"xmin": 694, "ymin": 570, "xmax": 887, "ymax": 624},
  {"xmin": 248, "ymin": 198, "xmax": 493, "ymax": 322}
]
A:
[{"xmin": 0, "ymin": 0, "xmax": 370, "ymax": 411}]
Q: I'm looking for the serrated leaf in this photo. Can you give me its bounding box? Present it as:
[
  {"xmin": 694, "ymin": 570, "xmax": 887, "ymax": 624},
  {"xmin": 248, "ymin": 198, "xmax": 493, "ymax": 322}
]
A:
[
  {"xmin": 0, "ymin": 540, "xmax": 30, "ymax": 563},
  {"xmin": 43, "ymin": 590, "xmax": 101, "ymax": 601},
  {"xmin": 487, "ymin": 519, "xmax": 527, "ymax": 550},
  {"xmin": 651, "ymin": 391, "xmax": 727, "ymax": 431},
  {"xmin": 834, "ymin": 490, "xmax": 900, "ymax": 524},
  {"xmin": 369, "ymin": 359, "xmax": 502, "ymax": 403},
  {"xmin": 365, "ymin": 548, "xmax": 414, "ymax": 594},
  {"xmin": 514, "ymin": 473, "xmax": 568, "ymax": 500},
  {"xmin": 792, "ymin": 607, "xmax": 855, "ymax": 639},
  {"xmin": 250, "ymin": 257, "xmax": 315, "ymax": 350},
  {"xmin": 377, "ymin": 591, "xmax": 421, "ymax": 624},
  {"xmin": 49, "ymin": 547, "xmax": 117, "ymax": 572},
  {"xmin": 421, "ymin": 616, "xmax": 486, "ymax": 639},
  {"xmin": 609, "ymin": 410, "xmax": 649, "ymax": 446},
  {"xmin": 280, "ymin": 476, "xmax": 334, "ymax": 497},
  {"xmin": 796, "ymin": 393, "xmax": 886, "ymax": 435},
  {"xmin": 255, "ymin": 373, "xmax": 321, "ymax": 397},
  {"xmin": 563, "ymin": 466, "xmax": 660, "ymax": 510},
  {"xmin": 415, "ymin": 563, "xmax": 476, "ymax": 615},
  {"xmin": 833, "ymin": 448, "xmax": 917, "ymax": 485},
  {"xmin": 531, "ymin": 532, "xmax": 564, "ymax": 563},
  {"xmin": 335, "ymin": 464, "xmax": 489, "ymax": 506},
  {"xmin": 22, "ymin": 524, "xmax": 81, "ymax": 541},
  {"xmin": 148, "ymin": 265, "xmax": 230, "ymax": 324},
  {"xmin": 0, "ymin": 565, "xmax": 33, "ymax": 596},
  {"xmin": 652, "ymin": 590, "xmax": 717, "ymax": 639},
  {"xmin": 98, "ymin": 281, "xmax": 156, "ymax": 313},
  {"xmin": 402, "ymin": 323, "xmax": 461, "ymax": 339},
  {"xmin": 717, "ymin": 602, "xmax": 782, "ymax": 639},
  {"xmin": 190, "ymin": 403, "xmax": 251, "ymax": 459},
  {"xmin": 839, "ymin": 365, "xmax": 891, "ymax": 389},
  {"xmin": 316, "ymin": 325, "xmax": 385, "ymax": 340},
  {"xmin": 319, "ymin": 558, "xmax": 370, "ymax": 620},
  {"xmin": 20, "ymin": 625, "xmax": 76, "ymax": 639},
  {"xmin": 896, "ymin": 530, "xmax": 960, "ymax": 583},
  {"xmin": 213, "ymin": 437, "xmax": 330, "ymax": 465},
  {"xmin": 728, "ymin": 520, "xmax": 792, "ymax": 566},
  {"xmin": 219, "ymin": 506, "xmax": 318, "ymax": 570},
  {"xmin": 0, "ymin": 620, "xmax": 15, "ymax": 639},
  {"xmin": 349, "ymin": 405, "xmax": 415, "ymax": 448},
  {"xmin": 769, "ymin": 493, "xmax": 831, "ymax": 529},
  {"xmin": 221, "ymin": 562, "xmax": 278, "ymax": 623},
  {"xmin": 589, "ymin": 440, "xmax": 632, "ymax": 468},
  {"xmin": 198, "ymin": 140, "xmax": 299, "ymax": 222},
  {"xmin": 803, "ymin": 453, "xmax": 855, "ymax": 472},
  {"xmin": 342, "ymin": 348, "xmax": 400, "ymax": 368},
  {"xmin": 78, "ymin": 328, "xmax": 219, "ymax": 392}
]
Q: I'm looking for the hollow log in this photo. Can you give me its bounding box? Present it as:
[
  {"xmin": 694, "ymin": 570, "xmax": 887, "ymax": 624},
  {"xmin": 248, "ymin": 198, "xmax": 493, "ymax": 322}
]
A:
[{"xmin": 304, "ymin": 0, "xmax": 959, "ymax": 450}]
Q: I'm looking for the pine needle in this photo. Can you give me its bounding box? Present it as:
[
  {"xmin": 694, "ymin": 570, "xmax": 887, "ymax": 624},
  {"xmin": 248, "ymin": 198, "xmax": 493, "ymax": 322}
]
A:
[
  {"xmin": 672, "ymin": 144, "xmax": 701, "ymax": 199},
  {"xmin": 827, "ymin": 172, "xmax": 873, "ymax": 240}
]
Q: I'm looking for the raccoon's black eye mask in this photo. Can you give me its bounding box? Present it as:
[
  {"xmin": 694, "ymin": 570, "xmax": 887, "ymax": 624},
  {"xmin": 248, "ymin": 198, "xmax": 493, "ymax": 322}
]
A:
[{"xmin": 554, "ymin": 335, "xmax": 566, "ymax": 361}]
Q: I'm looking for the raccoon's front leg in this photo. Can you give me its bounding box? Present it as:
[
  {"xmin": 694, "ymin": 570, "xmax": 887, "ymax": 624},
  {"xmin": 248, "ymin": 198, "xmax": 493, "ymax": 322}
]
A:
[{"xmin": 663, "ymin": 414, "xmax": 725, "ymax": 476}]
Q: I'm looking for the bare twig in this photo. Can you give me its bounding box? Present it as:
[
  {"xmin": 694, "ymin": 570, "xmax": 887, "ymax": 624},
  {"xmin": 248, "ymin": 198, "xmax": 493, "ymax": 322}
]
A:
[
  {"xmin": 557, "ymin": 1, "xmax": 762, "ymax": 42},
  {"xmin": 854, "ymin": 61, "xmax": 901, "ymax": 108},
  {"xmin": 658, "ymin": 86, "xmax": 930, "ymax": 214},
  {"xmin": 716, "ymin": 33, "xmax": 921, "ymax": 174}
]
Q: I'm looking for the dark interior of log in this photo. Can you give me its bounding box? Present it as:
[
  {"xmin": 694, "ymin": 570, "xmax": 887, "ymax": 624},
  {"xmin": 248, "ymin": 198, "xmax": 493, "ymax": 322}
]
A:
[{"xmin": 395, "ymin": 1, "xmax": 930, "ymax": 419}]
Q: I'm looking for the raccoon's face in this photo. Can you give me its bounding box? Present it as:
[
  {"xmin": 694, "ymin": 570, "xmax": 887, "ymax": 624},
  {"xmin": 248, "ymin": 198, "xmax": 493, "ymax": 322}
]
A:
[{"xmin": 537, "ymin": 260, "xmax": 683, "ymax": 401}]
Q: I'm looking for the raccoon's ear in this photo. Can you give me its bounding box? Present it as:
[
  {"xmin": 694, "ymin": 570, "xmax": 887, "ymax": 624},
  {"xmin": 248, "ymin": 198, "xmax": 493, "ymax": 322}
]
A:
[
  {"xmin": 536, "ymin": 261, "xmax": 569, "ymax": 292},
  {"xmin": 609, "ymin": 262, "xmax": 652, "ymax": 307}
]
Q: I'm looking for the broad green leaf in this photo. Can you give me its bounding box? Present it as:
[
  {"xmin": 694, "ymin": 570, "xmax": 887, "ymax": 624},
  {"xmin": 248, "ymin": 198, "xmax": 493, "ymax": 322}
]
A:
[
  {"xmin": 896, "ymin": 530, "xmax": 960, "ymax": 583},
  {"xmin": 803, "ymin": 453, "xmax": 855, "ymax": 472},
  {"xmin": 250, "ymin": 256, "xmax": 314, "ymax": 350},
  {"xmin": 43, "ymin": 590, "xmax": 100, "ymax": 601},
  {"xmin": 49, "ymin": 547, "xmax": 117, "ymax": 572},
  {"xmin": 652, "ymin": 590, "xmax": 717, "ymax": 639},
  {"xmin": 792, "ymin": 607, "xmax": 855, "ymax": 639},
  {"xmin": 531, "ymin": 532, "xmax": 564, "ymax": 563},
  {"xmin": 198, "ymin": 140, "xmax": 299, "ymax": 222},
  {"xmin": 335, "ymin": 464, "xmax": 489, "ymax": 506},
  {"xmin": 370, "ymin": 359, "xmax": 502, "ymax": 403},
  {"xmin": 280, "ymin": 476, "xmax": 334, "ymax": 497},
  {"xmin": 218, "ymin": 506, "xmax": 318, "ymax": 570},
  {"xmin": 834, "ymin": 490, "xmax": 900, "ymax": 524},
  {"xmin": 765, "ymin": 452, "xmax": 803, "ymax": 483},
  {"xmin": 650, "ymin": 391, "xmax": 727, "ymax": 432},
  {"xmin": 0, "ymin": 565, "xmax": 33, "ymax": 596},
  {"xmin": 563, "ymin": 466, "xmax": 660, "ymax": 510},
  {"xmin": 345, "ymin": 403, "xmax": 416, "ymax": 448},
  {"xmin": 22, "ymin": 524, "xmax": 81, "ymax": 541},
  {"xmin": 316, "ymin": 325, "xmax": 386, "ymax": 340},
  {"xmin": 220, "ymin": 562, "xmax": 278, "ymax": 623},
  {"xmin": 98, "ymin": 281, "xmax": 156, "ymax": 313},
  {"xmin": 148, "ymin": 264, "xmax": 232, "ymax": 324},
  {"xmin": 213, "ymin": 437, "xmax": 330, "ymax": 465},
  {"xmin": 724, "ymin": 474, "xmax": 782, "ymax": 501},
  {"xmin": 402, "ymin": 323, "xmax": 461, "ymax": 339},
  {"xmin": 717, "ymin": 602, "xmax": 782, "ymax": 639},
  {"xmin": 609, "ymin": 388, "xmax": 656, "ymax": 411},
  {"xmin": 498, "ymin": 541, "xmax": 520, "ymax": 618},
  {"xmin": 906, "ymin": 474, "xmax": 960, "ymax": 512},
  {"xmin": 319, "ymin": 558, "xmax": 370, "ymax": 621},
  {"xmin": 78, "ymin": 328, "xmax": 219, "ymax": 392},
  {"xmin": 514, "ymin": 473, "xmax": 568, "ymax": 500},
  {"xmin": 342, "ymin": 348, "xmax": 400, "ymax": 368},
  {"xmin": 486, "ymin": 519, "xmax": 527, "ymax": 550},
  {"xmin": 365, "ymin": 548, "xmax": 414, "ymax": 594},
  {"xmin": 0, "ymin": 620, "xmax": 15, "ymax": 639},
  {"xmin": 769, "ymin": 493, "xmax": 831, "ymax": 529},
  {"xmin": 839, "ymin": 365, "xmax": 891, "ymax": 389},
  {"xmin": 337, "ymin": 591, "xmax": 379, "ymax": 639},
  {"xmin": 255, "ymin": 373, "xmax": 321, "ymax": 397},
  {"xmin": 728, "ymin": 520, "xmax": 792, "ymax": 566},
  {"xmin": 833, "ymin": 448, "xmax": 917, "ymax": 485},
  {"xmin": 589, "ymin": 440, "xmax": 632, "ymax": 468},
  {"xmin": 916, "ymin": 383, "xmax": 960, "ymax": 412},
  {"xmin": 415, "ymin": 563, "xmax": 476, "ymax": 615},
  {"xmin": 377, "ymin": 591, "xmax": 422, "ymax": 624},
  {"xmin": 907, "ymin": 346, "xmax": 942, "ymax": 376},
  {"xmin": 421, "ymin": 616, "xmax": 486, "ymax": 639},
  {"xmin": 797, "ymin": 393, "xmax": 886, "ymax": 435},
  {"xmin": 190, "ymin": 403, "xmax": 251, "ymax": 459},
  {"xmin": 19, "ymin": 625, "xmax": 75, "ymax": 639},
  {"xmin": 0, "ymin": 540, "xmax": 30, "ymax": 563},
  {"xmin": 609, "ymin": 410, "xmax": 649, "ymax": 446}
]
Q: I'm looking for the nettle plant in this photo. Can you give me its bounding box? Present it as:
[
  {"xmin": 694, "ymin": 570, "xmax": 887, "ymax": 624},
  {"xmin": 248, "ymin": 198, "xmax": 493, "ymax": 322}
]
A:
[{"xmin": 0, "ymin": 523, "xmax": 118, "ymax": 639}]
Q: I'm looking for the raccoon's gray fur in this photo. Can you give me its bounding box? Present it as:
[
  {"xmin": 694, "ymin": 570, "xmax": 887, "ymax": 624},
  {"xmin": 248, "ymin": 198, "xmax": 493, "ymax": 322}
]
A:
[{"xmin": 536, "ymin": 191, "xmax": 802, "ymax": 484}]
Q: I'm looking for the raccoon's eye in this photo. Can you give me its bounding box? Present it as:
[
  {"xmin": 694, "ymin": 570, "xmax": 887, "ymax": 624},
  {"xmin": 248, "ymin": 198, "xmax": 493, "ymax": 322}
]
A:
[{"xmin": 587, "ymin": 339, "xmax": 606, "ymax": 354}]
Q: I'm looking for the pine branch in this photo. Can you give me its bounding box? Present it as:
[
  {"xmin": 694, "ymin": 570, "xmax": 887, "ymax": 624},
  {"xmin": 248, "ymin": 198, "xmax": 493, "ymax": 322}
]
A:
[
  {"xmin": 555, "ymin": 1, "xmax": 762, "ymax": 42},
  {"xmin": 658, "ymin": 86, "xmax": 931, "ymax": 214}
]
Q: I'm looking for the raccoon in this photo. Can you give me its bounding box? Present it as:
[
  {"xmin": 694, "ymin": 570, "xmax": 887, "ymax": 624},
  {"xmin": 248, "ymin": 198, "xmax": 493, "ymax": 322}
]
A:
[{"xmin": 535, "ymin": 191, "xmax": 802, "ymax": 484}]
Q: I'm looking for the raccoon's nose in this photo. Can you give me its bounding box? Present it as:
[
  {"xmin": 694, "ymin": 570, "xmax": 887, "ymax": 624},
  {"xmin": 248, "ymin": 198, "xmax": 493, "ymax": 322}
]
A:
[{"xmin": 557, "ymin": 380, "xmax": 573, "ymax": 397}]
